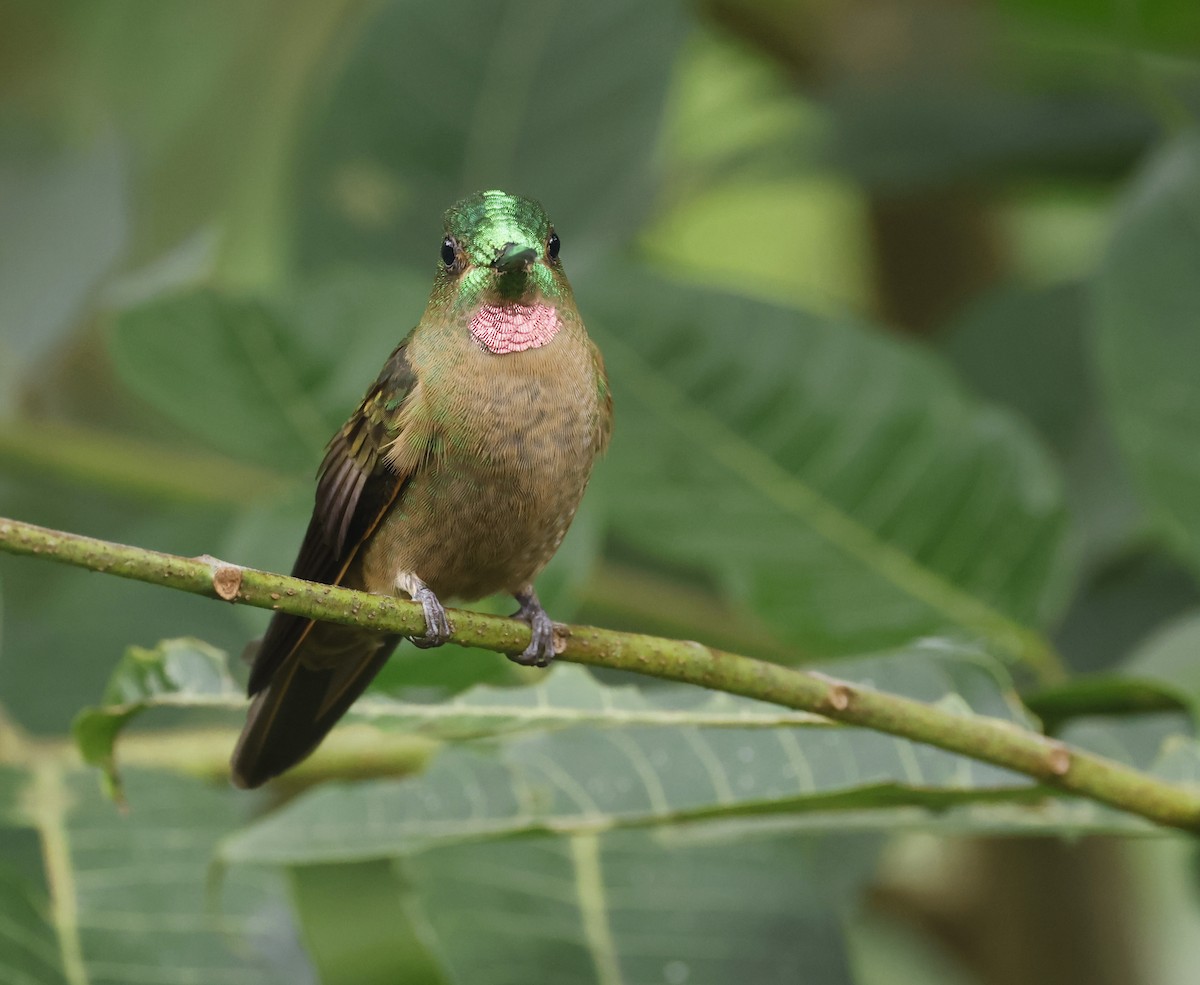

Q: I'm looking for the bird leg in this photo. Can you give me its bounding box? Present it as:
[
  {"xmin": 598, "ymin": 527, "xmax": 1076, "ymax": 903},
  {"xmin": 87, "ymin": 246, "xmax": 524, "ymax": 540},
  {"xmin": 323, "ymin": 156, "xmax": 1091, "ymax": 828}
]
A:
[
  {"xmin": 397, "ymin": 572, "xmax": 451, "ymax": 649},
  {"xmin": 509, "ymin": 587, "xmax": 557, "ymax": 667}
]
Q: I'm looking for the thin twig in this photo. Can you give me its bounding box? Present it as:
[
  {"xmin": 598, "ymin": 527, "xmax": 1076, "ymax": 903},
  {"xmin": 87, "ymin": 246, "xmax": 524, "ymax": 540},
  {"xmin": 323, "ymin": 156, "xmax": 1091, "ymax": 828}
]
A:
[{"xmin": 1, "ymin": 515, "xmax": 1198, "ymax": 831}]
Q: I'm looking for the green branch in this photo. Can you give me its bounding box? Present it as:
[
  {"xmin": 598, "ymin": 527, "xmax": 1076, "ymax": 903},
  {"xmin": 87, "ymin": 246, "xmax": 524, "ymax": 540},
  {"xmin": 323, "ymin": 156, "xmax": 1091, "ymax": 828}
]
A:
[{"xmin": 2, "ymin": 515, "xmax": 1199, "ymax": 832}]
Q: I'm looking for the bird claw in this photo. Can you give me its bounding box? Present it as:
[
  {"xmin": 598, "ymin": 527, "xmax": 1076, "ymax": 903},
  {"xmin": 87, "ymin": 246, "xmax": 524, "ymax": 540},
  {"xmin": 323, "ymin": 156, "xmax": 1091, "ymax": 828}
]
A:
[
  {"xmin": 408, "ymin": 586, "xmax": 451, "ymax": 649},
  {"xmin": 509, "ymin": 589, "xmax": 557, "ymax": 667}
]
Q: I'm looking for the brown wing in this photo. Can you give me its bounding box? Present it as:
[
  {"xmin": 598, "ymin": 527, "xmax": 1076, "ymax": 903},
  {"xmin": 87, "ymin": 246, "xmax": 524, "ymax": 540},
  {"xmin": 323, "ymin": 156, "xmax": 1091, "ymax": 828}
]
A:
[{"xmin": 246, "ymin": 340, "xmax": 421, "ymax": 696}]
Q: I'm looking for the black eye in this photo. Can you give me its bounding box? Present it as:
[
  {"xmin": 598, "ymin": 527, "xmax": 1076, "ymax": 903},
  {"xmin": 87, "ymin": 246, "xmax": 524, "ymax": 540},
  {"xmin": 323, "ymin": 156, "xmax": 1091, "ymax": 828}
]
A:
[
  {"xmin": 547, "ymin": 231, "xmax": 560, "ymax": 260},
  {"xmin": 441, "ymin": 237, "xmax": 457, "ymax": 268}
]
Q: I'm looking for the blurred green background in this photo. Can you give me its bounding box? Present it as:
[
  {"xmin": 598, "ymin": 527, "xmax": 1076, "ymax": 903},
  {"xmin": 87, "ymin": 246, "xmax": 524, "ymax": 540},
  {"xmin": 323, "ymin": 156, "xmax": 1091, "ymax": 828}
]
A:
[{"xmin": 5, "ymin": 0, "xmax": 1200, "ymax": 982}]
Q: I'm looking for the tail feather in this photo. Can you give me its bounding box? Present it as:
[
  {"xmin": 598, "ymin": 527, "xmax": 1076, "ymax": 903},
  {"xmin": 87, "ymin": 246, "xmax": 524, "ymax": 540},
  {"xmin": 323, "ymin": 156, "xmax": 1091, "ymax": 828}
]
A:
[{"xmin": 231, "ymin": 624, "xmax": 400, "ymax": 789}]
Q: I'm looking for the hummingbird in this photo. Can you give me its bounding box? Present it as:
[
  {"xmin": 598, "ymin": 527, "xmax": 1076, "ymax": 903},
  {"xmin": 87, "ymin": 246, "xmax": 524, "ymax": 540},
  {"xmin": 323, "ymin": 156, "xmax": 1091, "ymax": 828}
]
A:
[{"xmin": 231, "ymin": 190, "xmax": 611, "ymax": 788}]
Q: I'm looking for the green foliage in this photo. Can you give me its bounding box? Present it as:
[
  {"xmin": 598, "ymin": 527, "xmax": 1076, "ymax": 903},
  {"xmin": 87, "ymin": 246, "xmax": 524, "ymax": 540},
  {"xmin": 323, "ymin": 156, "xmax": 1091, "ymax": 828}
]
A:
[
  {"xmin": 19, "ymin": 639, "xmax": 1200, "ymax": 981},
  {"xmin": 1095, "ymin": 134, "xmax": 1200, "ymax": 573},
  {"xmin": 292, "ymin": 0, "xmax": 690, "ymax": 272},
  {"xmin": 5, "ymin": 0, "xmax": 1200, "ymax": 982},
  {"xmin": 83, "ymin": 638, "xmax": 1082, "ymax": 864},
  {"xmin": 592, "ymin": 271, "xmax": 1070, "ymax": 662},
  {"xmin": 0, "ymin": 138, "xmax": 128, "ymax": 412},
  {"xmin": 112, "ymin": 292, "xmax": 333, "ymax": 471},
  {"xmin": 0, "ymin": 766, "xmax": 296, "ymax": 985},
  {"xmin": 72, "ymin": 638, "xmax": 240, "ymax": 799}
]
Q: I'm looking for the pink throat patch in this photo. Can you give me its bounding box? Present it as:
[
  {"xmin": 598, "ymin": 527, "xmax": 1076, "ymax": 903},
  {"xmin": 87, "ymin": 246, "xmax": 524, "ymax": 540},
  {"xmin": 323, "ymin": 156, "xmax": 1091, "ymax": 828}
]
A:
[{"xmin": 470, "ymin": 303, "xmax": 563, "ymax": 354}]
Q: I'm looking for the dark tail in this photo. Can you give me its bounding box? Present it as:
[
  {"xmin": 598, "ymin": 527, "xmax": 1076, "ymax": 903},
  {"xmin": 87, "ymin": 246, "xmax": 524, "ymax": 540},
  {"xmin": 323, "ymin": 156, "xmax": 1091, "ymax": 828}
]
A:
[{"xmin": 230, "ymin": 621, "xmax": 400, "ymax": 789}]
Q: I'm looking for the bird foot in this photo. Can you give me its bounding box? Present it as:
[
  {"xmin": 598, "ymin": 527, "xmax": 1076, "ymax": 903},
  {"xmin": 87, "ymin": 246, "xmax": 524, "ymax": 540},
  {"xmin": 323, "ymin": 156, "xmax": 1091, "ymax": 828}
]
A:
[
  {"xmin": 509, "ymin": 589, "xmax": 557, "ymax": 667},
  {"xmin": 409, "ymin": 585, "xmax": 452, "ymax": 649}
]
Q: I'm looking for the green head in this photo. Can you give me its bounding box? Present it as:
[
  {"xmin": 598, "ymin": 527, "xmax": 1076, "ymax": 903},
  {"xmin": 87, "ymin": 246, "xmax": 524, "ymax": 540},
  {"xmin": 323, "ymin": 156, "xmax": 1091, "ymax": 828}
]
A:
[{"xmin": 434, "ymin": 190, "xmax": 569, "ymax": 312}]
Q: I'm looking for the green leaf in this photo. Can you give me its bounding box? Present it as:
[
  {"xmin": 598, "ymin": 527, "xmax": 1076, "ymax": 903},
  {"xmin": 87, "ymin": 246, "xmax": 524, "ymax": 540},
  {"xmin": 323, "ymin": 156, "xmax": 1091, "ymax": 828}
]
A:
[
  {"xmin": 109, "ymin": 290, "xmax": 333, "ymax": 471},
  {"xmin": 0, "ymin": 861, "xmax": 68, "ymax": 985},
  {"xmin": 0, "ymin": 764, "xmax": 305, "ymax": 984},
  {"xmin": 588, "ymin": 270, "xmax": 1072, "ymax": 668},
  {"xmin": 359, "ymin": 659, "xmax": 831, "ymax": 738},
  {"xmin": 941, "ymin": 281, "xmax": 1142, "ymax": 579},
  {"xmin": 291, "ymin": 0, "xmax": 691, "ymax": 271},
  {"xmin": 218, "ymin": 640, "xmax": 1041, "ymax": 867},
  {"xmin": 398, "ymin": 828, "xmax": 871, "ymax": 985},
  {"xmin": 107, "ymin": 269, "xmax": 432, "ymax": 473},
  {"xmin": 0, "ymin": 766, "xmax": 30, "ymax": 828},
  {"xmin": 289, "ymin": 861, "xmax": 450, "ymax": 985},
  {"xmin": 1027, "ymin": 604, "xmax": 1200, "ymax": 733},
  {"xmin": 0, "ymin": 135, "xmax": 128, "ymax": 411},
  {"xmin": 285, "ymin": 830, "xmax": 877, "ymax": 985},
  {"xmin": 1024, "ymin": 674, "xmax": 1186, "ymax": 734},
  {"xmin": 941, "ymin": 283, "xmax": 1092, "ymax": 456},
  {"xmin": 73, "ymin": 638, "xmax": 241, "ymax": 799},
  {"xmin": 270, "ymin": 267, "xmax": 430, "ymax": 414},
  {"xmin": 1094, "ymin": 131, "xmax": 1200, "ymax": 576},
  {"xmin": 77, "ymin": 636, "xmax": 1031, "ymax": 790},
  {"xmin": 77, "ymin": 638, "xmax": 830, "ymax": 766}
]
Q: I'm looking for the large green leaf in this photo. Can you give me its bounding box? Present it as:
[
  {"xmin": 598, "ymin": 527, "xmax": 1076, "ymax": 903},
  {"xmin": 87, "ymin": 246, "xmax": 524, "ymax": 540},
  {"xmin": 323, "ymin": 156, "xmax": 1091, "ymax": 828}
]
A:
[
  {"xmin": 214, "ymin": 641, "xmax": 1045, "ymax": 867},
  {"xmin": 79, "ymin": 635, "xmax": 1200, "ymax": 858},
  {"xmin": 1094, "ymin": 131, "xmax": 1200, "ymax": 577},
  {"xmin": 73, "ymin": 638, "xmax": 243, "ymax": 798},
  {"xmin": 109, "ymin": 290, "xmax": 336, "ymax": 471},
  {"xmin": 77, "ymin": 636, "xmax": 1031, "ymax": 803},
  {"xmin": 78, "ymin": 635, "xmax": 1177, "ymax": 983},
  {"xmin": 0, "ymin": 768, "xmax": 65, "ymax": 985},
  {"xmin": 107, "ymin": 267, "xmax": 431, "ymax": 467},
  {"xmin": 284, "ymin": 829, "xmax": 873, "ymax": 985},
  {"xmin": 1024, "ymin": 673, "xmax": 1187, "ymax": 735},
  {"xmin": 941, "ymin": 281, "xmax": 1143, "ymax": 580},
  {"xmin": 289, "ymin": 861, "xmax": 450, "ymax": 985},
  {"xmin": 587, "ymin": 270, "xmax": 1073, "ymax": 666},
  {"xmin": 0, "ymin": 136, "xmax": 128, "ymax": 412},
  {"xmin": 0, "ymin": 859, "xmax": 67, "ymax": 985},
  {"xmin": 224, "ymin": 720, "xmax": 1183, "ymax": 868},
  {"xmin": 941, "ymin": 283, "xmax": 1092, "ymax": 457},
  {"xmin": 292, "ymin": 0, "xmax": 690, "ymax": 272},
  {"xmin": 77, "ymin": 638, "xmax": 827, "ymax": 743},
  {"xmin": 0, "ymin": 765, "xmax": 305, "ymax": 984},
  {"xmin": 397, "ymin": 828, "xmax": 871, "ymax": 985},
  {"xmin": 71, "ymin": 635, "xmax": 850, "ymax": 798}
]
